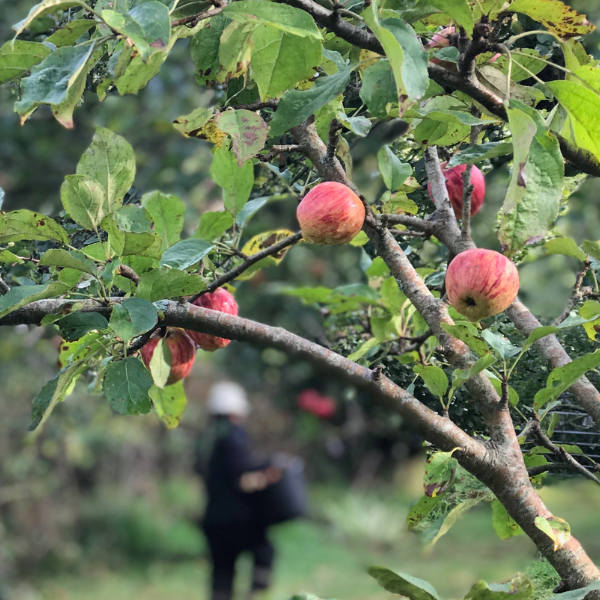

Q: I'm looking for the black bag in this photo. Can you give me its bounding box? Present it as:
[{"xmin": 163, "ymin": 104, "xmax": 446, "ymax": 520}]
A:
[{"xmin": 252, "ymin": 453, "xmax": 308, "ymax": 527}]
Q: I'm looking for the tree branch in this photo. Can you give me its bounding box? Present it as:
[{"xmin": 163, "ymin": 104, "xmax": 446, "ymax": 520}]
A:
[
  {"xmin": 552, "ymin": 259, "xmax": 591, "ymax": 326},
  {"xmin": 258, "ymin": 145, "xmax": 302, "ymax": 162},
  {"xmin": 0, "ymin": 297, "xmax": 487, "ymax": 467},
  {"xmin": 170, "ymin": 6, "xmax": 224, "ymax": 28},
  {"xmin": 189, "ymin": 232, "xmax": 303, "ymax": 303},
  {"xmin": 529, "ymin": 418, "xmax": 600, "ymax": 486},
  {"xmin": 0, "ymin": 277, "xmax": 10, "ymax": 295}
]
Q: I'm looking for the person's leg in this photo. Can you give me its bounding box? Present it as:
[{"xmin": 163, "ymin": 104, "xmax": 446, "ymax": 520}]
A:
[
  {"xmin": 249, "ymin": 530, "xmax": 275, "ymax": 598},
  {"xmin": 205, "ymin": 528, "xmax": 239, "ymax": 600}
]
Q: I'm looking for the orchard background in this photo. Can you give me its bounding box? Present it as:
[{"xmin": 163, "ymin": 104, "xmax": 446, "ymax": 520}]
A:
[{"xmin": 2, "ymin": 0, "xmax": 600, "ymax": 598}]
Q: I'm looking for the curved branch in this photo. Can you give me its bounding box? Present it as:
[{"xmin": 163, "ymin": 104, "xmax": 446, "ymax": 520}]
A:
[{"xmin": 0, "ymin": 297, "xmax": 486, "ymax": 467}]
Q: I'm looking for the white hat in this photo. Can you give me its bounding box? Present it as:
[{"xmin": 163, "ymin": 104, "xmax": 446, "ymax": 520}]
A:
[{"xmin": 207, "ymin": 381, "xmax": 251, "ymax": 416}]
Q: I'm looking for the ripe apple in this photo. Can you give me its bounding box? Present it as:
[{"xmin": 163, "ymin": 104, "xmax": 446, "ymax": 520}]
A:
[
  {"xmin": 297, "ymin": 389, "xmax": 336, "ymax": 419},
  {"xmin": 296, "ymin": 181, "xmax": 365, "ymax": 245},
  {"xmin": 141, "ymin": 328, "xmax": 196, "ymax": 385},
  {"xmin": 427, "ymin": 162, "xmax": 485, "ymax": 218},
  {"xmin": 187, "ymin": 288, "xmax": 238, "ymax": 351},
  {"xmin": 445, "ymin": 248, "xmax": 519, "ymax": 321}
]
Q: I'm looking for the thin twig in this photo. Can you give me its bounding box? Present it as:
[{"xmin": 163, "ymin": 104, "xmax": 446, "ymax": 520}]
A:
[
  {"xmin": 232, "ymin": 99, "xmax": 279, "ymax": 111},
  {"xmin": 0, "ymin": 277, "xmax": 10, "ymax": 295},
  {"xmin": 128, "ymin": 325, "xmax": 160, "ymax": 355},
  {"xmin": 258, "ymin": 144, "xmax": 302, "ymax": 162},
  {"xmin": 530, "ymin": 418, "xmax": 600, "ymax": 486},
  {"xmin": 552, "ymin": 259, "xmax": 591, "ymax": 326},
  {"xmin": 170, "ymin": 6, "xmax": 224, "ymax": 28},
  {"xmin": 326, "ymin": 118, "xmax": 343, "ymax": 162},
  {"xmin": 189, "ymin": 232, "xmax": 303, "ymax": 303}
]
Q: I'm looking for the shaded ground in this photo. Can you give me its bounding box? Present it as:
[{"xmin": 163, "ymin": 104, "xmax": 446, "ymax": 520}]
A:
[{"xmin": 12, "ymin": 478, "xmax": 600, "ymax": 600}]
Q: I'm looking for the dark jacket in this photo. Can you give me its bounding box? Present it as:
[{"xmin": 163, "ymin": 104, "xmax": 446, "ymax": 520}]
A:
[{"xmin": 199, "ymin": 418, "xmax": 269, "ymax": 529}]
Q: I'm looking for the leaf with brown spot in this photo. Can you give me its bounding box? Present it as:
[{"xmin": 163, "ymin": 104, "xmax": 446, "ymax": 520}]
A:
[
  {"xmin": 509, "ymin": 0, "xmax": 594, "ymax": 38},
  {"xmin": 215, "ymin": 109, "xmax": 268, "ymax": 166}
]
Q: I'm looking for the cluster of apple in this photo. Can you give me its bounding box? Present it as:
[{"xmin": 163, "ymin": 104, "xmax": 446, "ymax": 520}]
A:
[
  {"xmin": 141, "ymin": 288, "xmax": 238, "ymax": 386},
  {"xmin": 296, "ymin": 166, "xmax": 519, "ymax": 321}
]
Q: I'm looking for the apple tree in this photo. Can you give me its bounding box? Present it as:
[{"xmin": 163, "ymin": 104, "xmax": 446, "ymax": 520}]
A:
[{"xmin": 2, "ymin": 0, "xmax": 600, "ymax": 597}]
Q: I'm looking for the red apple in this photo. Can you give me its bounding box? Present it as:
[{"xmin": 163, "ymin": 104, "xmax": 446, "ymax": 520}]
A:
[
  {"xmin": 427, "ymin": 162, "xmax": 485, "ymax": 219},
  {"xmin": 297, "ymin": 181, "xmax": 365, "ymax": 245},
  {"xmin": 141, "ymin": 328, "xmax": 196, "ymax": 385},
  {"xmin": 445, "ymin": 248, "xmax": 519, "ymax": 321},
  {"xmin": 297, "ymin": 389, "xmax": 336, "ymax": 419},
  {"xmin": 187, "ymin": 288, "xmax": 238, "ymax": 351}
]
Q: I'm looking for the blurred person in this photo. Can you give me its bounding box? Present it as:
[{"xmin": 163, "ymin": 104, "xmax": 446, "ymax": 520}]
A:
[{"xmin": 195, "ymin": 381, "xmax": 282, "ymax": 600}]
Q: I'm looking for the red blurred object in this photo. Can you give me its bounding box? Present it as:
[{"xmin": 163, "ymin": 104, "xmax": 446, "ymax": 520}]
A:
[
  {"xmin": 297, "ymin": 389, "xmax": 336, "ymax": 419},
  {"xmin": 427, "ymin": 162, "xmax": 485, "ymax": 218}
]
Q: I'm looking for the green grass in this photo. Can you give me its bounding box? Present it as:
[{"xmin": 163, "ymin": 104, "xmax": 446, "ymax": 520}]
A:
[{"xmin": 15, "ymin": 478, "xmax": 600, "ymax": 600}]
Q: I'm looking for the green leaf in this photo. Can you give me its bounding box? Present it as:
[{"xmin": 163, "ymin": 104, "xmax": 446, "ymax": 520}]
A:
[
  {"xmin": 250, "ymin": 24, "xmax": 322, "ymax": 101},
  {"xmin": 337, "ymin": 112, "xmax": 372, "ymax": 137},
  {"xmin": 14, "ymin": 0, "xmax": 89, "ymax": 37},
  {"xmin": 414, "ymin": 365, "xmax": 448, "ymax": 399},
  {"xmin": 172, "ymin": 106, "xmax": 215, "ymax": 137},
  {"xmin": 45, "ymin": 19, "xmax": 96, "ymax": 47},
  {"xmin": 115, "ymin": 205, "xmax": 153, "ymax": 233},
  {"xmin": 440, "ymin": 322, "xmax": 489, "ymax": 357},
  {"xmin": 0, "ymin": 250, "xmax": 23, "ymax": 264},
  {"xmin": 491, "ymin": 499, "xmax": 524, "ymax": 540},
  {"xmin": 360, "ymin": 60, "xmax": 397, "ymax": 118},
  {"xmin": 109, "ymin": 298, "xmax": 158, "ymax": 344},
  {"xmin": 492, "ymin": 48, "xmax": 545, "ymax": 83},
  {"xmin": 136, "ymin": 268, "xmax": 205, "ymax": 301},
  {"xmin": 101, "ymin": 214, "xmax": 160, "ymax": 259},
  {"xmin": 550, "ymin": 582, "xmax": 600, "ymax": 600},
  {"xmin": 380, "ymin": 276, "xmax": 406, "ymax": 313},
  {"xmin": 347, "ymin": 337, "xmax": 380, "ymax": 361},
  {"xmin": 424, "ymin": 450, "xmax": 458, "ymax": 497},
  {"xmin": 141, "ymin": 191, "xmax": 184, "ymax": 252},
  {"xmin": 215, "ymin": 109, "xmax": 269, "ymax": 166},
  {"xmin": 103, "ymin": 357, "xmax": 154, "ymax": 415},
  {"xmin": 465, "ymin": 573, "xmax": 533, "ymax": 600},
  {"xmin": 533, "ymin": 349, "xmax": 600, "ymax": 411},
  {"xmin": 101, "ymin": 2, "xmax": 171, "ymax": 62},
  {"xmin": 377, "ymin": 146, "xmax": 412, "ymax": 191},
  {"xmin": 368, "ymin": 567, "xmax": 440, "ymax": 600},
  {"xmin": 150, "ymin": 381, "xmax": 187, "ymax": 428},
  {"xmin": 363, "ymin": 5, "xmax": 422, "ymax": 113},
  {"xmin": 499, "ymin": 101, "xmax": 563, "ymax": 255},
  {"xmin": 148, "ymin": 337, "xmax": 172, "ymax": 388},
  {"xmin": 77, "ymin": 127, "xmax": 136, "ymax": 213},
  {"xmin": 29, "ymin": 360, "xmax": 86, "ymax": 431},
  {"xmin": 431, "ymin": 496, "xmax": 486, "ymax": 545},
  {"xmin": 509, "ymin": 0, "xmax": 594, "ymax": 38},
  {"xmin": 406, "ymin": 494, "xmax": 441, "ymax": 529},
  {"xmin": 424, "ymin": 0, "xmax": 473, "ymax": 34},
  {"xmin": 57, "ymin": 312, "xmax": 109, "ymax": 342},
  {"xmin": 113, "ymin": 40, "xmax": 171, "ymax": 95},
  {"xmin": 15, "ymin": 42, "xmax": 95, "ymax": 120},
  {"xmin": 447, "ymin": 142, "xmax": 513, "ymax": 167},
  {"xmin": 161, "ymin": 239, "xmax": 214, "ymax": 270},
  {"xmin": 217, "ymin": 20, "xmax": 256, "ymax": 83},
  {"xmin": 194, "ymin": 211, "xmax": 234, "ymax": 241},
  {"xmin": 534, "ymin": 516, "xmax": 571, "ymax": 551},
  {"xmin": 581, "ymin": 240, "xmax": 600, "ymax": 262},
  {"xmin": 0, "ymin": 210, "xmax": 68, "ymax": 245},
  {"xmin": 61, "ymin": 174, "xmax": 106, "ymax": 230},
  {"xmin": 223, "ymin": 1, "xmax": 321, "ymax": 39},
  {"xmin": 210, "ymin": 141, "xmax": 254, "ymax": 215},
  {"xmin": 544, "ymin": 238, "xmax": 586, "ymax": 262},
  {"xmin": 0, "ymin": 282, "xmax": 70, "ymax": 320},
  {"xmin": 547, "ymin": 80, "xmax": 600, "ymax": 162},
  {"xmin": 269, "ymin": 54, "xmax": 352, "ymax": 137},
  {"xmin": 0, "ymin": 40, "xmax": 51, "ymax": 83},
  {"xmin": 481, "ymin": 330, "xmax": 521, "ymax": 359},
  {"xmin": 39, "ymin": 249, "xmax": 96, "ymax": 274},
  {"xmin": 236, "ymin": 197, "xmax": 268, "ymax": 227},
  {"xmin": 190, "ymin": 13, "xmax": 229, "ymax": 85},
  {"xmin": 449, "ymin": 353, "xmax": 495, "ymax": 399}
]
